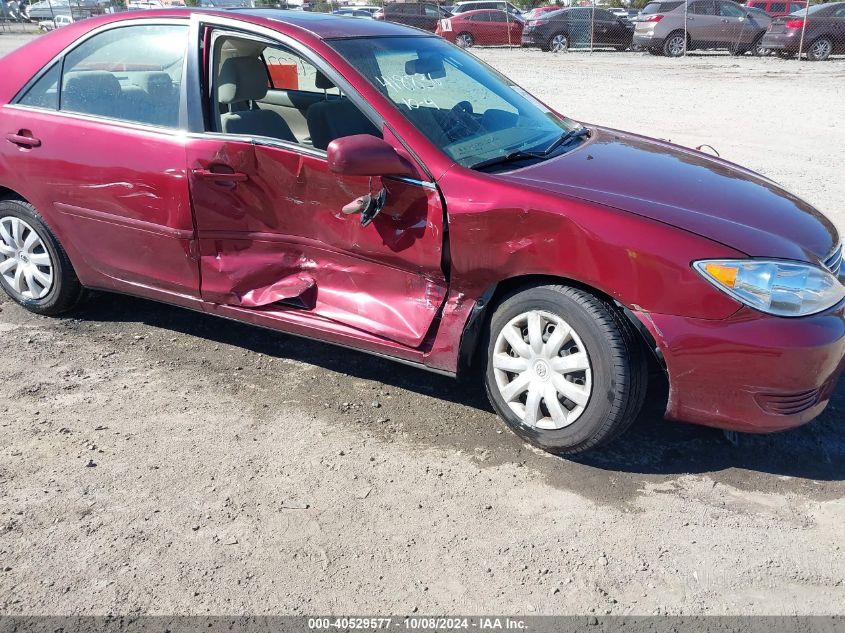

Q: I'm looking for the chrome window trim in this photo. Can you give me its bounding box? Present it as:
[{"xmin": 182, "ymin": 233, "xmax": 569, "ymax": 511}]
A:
[{"xmin": 3, "ymin": 103, "xmax": 190, "ymax": 139}]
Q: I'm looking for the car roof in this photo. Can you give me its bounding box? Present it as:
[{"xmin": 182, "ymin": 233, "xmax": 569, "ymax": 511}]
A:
[
  {"xmin": 455, "ymin": 7, "xmax": 507, "ymax": 14},
  {"xmin": 232, "ymin": 8, "xmax": 428, "ymax": 37}
]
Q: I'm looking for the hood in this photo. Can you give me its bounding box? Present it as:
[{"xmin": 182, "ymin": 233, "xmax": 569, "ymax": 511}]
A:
[{"xmin": 498, "ymin": 126, "xmax": 838, "ymax": 265}]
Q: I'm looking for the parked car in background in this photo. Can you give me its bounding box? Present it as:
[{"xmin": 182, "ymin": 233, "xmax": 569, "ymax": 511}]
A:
[
  {"xmin": 128, "ymin": 0, "xmax": 164, "ymax": 8},
  {"xmin": 37, "ymin": 12, "xmax": 72, "ymax": 29},
  {"xmin": 373, "ymin": 2, "xmax": 451, "ymax": 31},
  {"xmin": 27, "ymin": 0, "xmax": 71, "ymax": 20},
  {"xmin": 762, "ymin": 1, "xmax": 845, "ymax": 60},
  {"xmin": 331, "ymin": 7, "xmax": 374, "ymax": 17},
  {"xmin": 633, "ymin": 0, "xmax": 772, "ymax": 56},
  {"xmin": 437, "ymin": 8, "xmax": 524, "ymax": 46},
  {"xmin": 609, "ymin": 6, "xmax": 629, "ymax": 18},
  {"xmin": 452, "ymin": 0, "xmax": 521, "ymax": 15},
  {"xmin": 522, "ymin": 5, "xmax": 562, "ymax": 21},
  {"xmin": 745, "ymin": 0, "xmax": 805, "ymax": 16},
  {"xmin": 521, "ymin": 6, "xmax": 634, "ymax": 51}
]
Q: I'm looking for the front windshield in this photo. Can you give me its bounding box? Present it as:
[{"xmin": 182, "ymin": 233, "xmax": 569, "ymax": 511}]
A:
[{"xmin": 328, "ymin": 36, "xmax": 580, "ymax": 168}]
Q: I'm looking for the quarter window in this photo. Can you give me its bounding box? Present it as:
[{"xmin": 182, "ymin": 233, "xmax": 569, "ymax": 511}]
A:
[
  {"xmin": 17, "ymin": 61, "xmax": 61, "ymax": 110},
  {"xmin": 60, "ymin": 24, "xmax": 187, "ymax": 128}
]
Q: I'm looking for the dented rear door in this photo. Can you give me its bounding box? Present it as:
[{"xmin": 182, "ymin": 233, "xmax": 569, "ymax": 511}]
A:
[{"xmin": 185, "ymin": 135, "xmax": 447, "ymax": 349}]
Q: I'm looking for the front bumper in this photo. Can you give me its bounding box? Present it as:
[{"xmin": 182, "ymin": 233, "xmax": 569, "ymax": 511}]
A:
[{"xmin": 636, "ymin": 304, "xmax": 845, "ymax": 433}]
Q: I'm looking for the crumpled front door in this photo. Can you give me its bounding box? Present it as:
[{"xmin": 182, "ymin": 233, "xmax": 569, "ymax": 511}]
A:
[{"xmin": 185, "ymin": 137, "xmax": 447, "ymax": 349}]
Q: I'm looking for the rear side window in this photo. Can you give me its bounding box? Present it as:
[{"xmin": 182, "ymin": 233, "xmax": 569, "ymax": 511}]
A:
[
  {"xmin": 718, "ymin": 2, "xmax": 745, "ymax": 17},
  {"xmin": 17, "ymin": 61, "xmax": 61, "ymax": 110},
  {"xmin": 690, "ymin": 1, "xmax": 717, "ymax": 15},
  {"xmin": 60, "ymin": 24, "xmax": 187, "ymax": 128},
  {"xmin": 641, "ymin": 1, "xmax": 683, "ymax": 13}
]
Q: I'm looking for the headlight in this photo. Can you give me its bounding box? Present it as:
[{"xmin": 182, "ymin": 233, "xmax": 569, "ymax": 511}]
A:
[{"xmin": 693, "ymin": 259, "xmax": 845, "ymax": 317}]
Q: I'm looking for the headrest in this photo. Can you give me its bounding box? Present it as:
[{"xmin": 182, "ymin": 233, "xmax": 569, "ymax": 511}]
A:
[
  {"xmin": 63, "ymin": 71, "xmax": 122, "ymax": 99},
  {"xmin": 314, "ymin": 70, "xmax": 335, "ymax": 91},
  {"xmin": 133, "ymin": 71, "xmax": 172, "ymax": 96},
  {"xmin": 218, "ymin": 56, "xmax": 268, "ymax": 104}
]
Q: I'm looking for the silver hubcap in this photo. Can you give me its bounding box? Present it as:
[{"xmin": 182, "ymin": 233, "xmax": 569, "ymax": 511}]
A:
[
  {"xmin": 493, "ymin": 310, "xmax": 592, "ymax": 430},
  {"xmin": 457, "ymin": 34, "xmax": 472, "ymax": 47},
  {"xmin": 552, "ymin": 35, "xmax": 568, "ymax": 52},
  {"xmin": 668, "ymin": 35, "xmax": 685, "ymax": 56},
  {"xmin": 0, "ymin": 216, "xmax": 54, "ymax": 300},
  {"xmin": 811, "ymin": 40, "xmax": 831, "ymax": 58}
]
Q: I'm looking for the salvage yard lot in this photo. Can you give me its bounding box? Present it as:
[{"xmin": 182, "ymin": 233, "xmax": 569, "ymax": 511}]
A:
[{"xmin": 1, "ymin": 34, "xmax": 844, "ymax": 615}]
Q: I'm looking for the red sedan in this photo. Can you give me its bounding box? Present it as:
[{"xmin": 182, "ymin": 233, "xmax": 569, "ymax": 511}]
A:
[
  {"xmin": 436, "ymin": 9, "xmax": 524, "ymax": 47},
  {"xmin": 1, "ymin": 10, "xmax": 843, "ymax": 454}
]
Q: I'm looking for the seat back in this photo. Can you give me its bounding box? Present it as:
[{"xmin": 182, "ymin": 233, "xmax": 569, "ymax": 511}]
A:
[
  {"xmin": 306, "ymin": 99, "xmax": 381, "ymax": 151},
  {"xmin": 217, "ymin": 56, "xmax": 296, "ymax": 143}
]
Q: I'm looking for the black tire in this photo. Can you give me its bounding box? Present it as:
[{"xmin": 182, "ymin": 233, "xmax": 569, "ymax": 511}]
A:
[
  {"xmin": 455, "ymin": 32, "xmax": 474, "ymax": 48},
  {"xmin": 483, "ymin": 284, "xmax": 648, "ymax": 455},
  {"xmin": 729, "ymin": 44, "xmax": 748, "ymax": 56},
  {"xmin": 750, "ymin": 34, "xmax": 770, "ymax": 56},
  {"xmin": 0, "ymin": 198, "xmax": 83, "ymax": 315},
  {"xmin": 806, "ymin": 37, "xmax": 833, "ymax": 61},
  {"xmin": 662, "ymin": 31, "xmax": 687, "ymax": 57},
  {"xmin": 647, "ymin": 46, "xmax": 663, "ymax": 56}
]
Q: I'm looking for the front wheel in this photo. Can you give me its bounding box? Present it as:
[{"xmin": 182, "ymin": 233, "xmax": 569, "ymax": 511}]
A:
[
  {"xmin": 0, "ymin": 198, "xmax": 83, "ymax": 315},
  {"xmin": 483, "ymin": 285, "xmax": 647, "ymax": 455}
]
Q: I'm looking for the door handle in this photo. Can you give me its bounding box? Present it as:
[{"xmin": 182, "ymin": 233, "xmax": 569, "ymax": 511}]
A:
[
  {"xmin": 6, "ymin": 132, "xmax": 41, "ymax": 148},
  {"xmin": 192, "ymin": 168, "xmax": 248, "ymax": 183}
]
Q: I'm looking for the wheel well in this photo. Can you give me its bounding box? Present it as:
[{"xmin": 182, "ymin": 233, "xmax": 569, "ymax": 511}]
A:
[
  {"xmin": 0, "ymin": 186, "xmax": 26, "ymax": 203},
  {"xmin": 456, "ymin": 274, "xmax": 665, "ymax": 378}
]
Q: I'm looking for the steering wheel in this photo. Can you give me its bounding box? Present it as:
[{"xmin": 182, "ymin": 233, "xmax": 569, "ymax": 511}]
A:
[{"xmin": 444, "ymin": 100, "xmax": 482, "ymax": 142}]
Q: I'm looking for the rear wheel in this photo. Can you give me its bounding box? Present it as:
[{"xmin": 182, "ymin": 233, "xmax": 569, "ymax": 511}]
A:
[
  {"xmin": 483, "ymin": 285, "xmax": 647, "ymax": 455},
  {"xmin": 806, "ymin": 37, "xmax": 833, "ymax": 61},
  {"xmin": 455, "ymin": 32, "xmax": 474, "ymax": 48},
  {"xmin": 751, "ymin": 35, "xmax": 770, "ymax": 56},
  {"xmin": 662, "ymin": 31, "xmax": 687, "ymax": 57},
  {"xmin": 0, "ymin": 199, "xmax": 83, "ymax": 315},
  {"xmin": 548, "ymin": 32, "xmax": 569, "ymax": 53}
]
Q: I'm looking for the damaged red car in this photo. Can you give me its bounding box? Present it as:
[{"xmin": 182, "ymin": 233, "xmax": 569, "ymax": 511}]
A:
[{"xmin": 1, "ymin": 9, "xmax": 843, "ymax": 454}]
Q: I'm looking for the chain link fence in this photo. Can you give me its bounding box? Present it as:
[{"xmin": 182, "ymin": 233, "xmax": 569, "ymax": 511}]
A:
[{"xmin": 1, "ymin": 0, "xmax": 842, "ymax": 59}]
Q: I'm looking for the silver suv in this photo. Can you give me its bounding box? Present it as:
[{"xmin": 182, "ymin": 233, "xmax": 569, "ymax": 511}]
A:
[
  {"xmin": 633, "ymin": 0, "xmax": 772, "ymax": 56},
  {"xmin": 452, "ymin": 0, "xmax": 521, "ymax": 15}
]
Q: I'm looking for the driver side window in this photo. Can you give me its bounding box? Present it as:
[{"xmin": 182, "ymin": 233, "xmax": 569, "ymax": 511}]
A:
[{"xmin": 208, "ymin": 33, "xmax": 381, "ymax": 151}]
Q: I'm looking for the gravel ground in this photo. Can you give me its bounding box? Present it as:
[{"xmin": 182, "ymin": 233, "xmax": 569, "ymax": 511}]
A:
[{"xmin": 1, "ymin": 35, "xmax": 844, "ymax": 616}]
